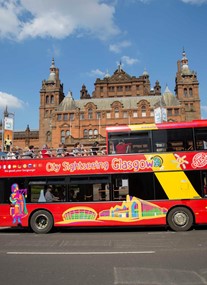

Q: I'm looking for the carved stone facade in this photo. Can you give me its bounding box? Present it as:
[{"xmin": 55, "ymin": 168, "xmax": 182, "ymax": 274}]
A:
[{"xmin": 10, "ymin": 50, "xmax": 201, "ymax": 150}]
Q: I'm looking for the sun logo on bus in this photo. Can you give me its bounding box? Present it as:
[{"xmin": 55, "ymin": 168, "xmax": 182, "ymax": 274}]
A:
[{"xmin": 174, "ymin": 154, "xmax": 189, "ymax": 169}]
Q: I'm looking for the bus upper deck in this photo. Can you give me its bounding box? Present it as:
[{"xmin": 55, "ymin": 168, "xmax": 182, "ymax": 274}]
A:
[{"xmin": 106, "ymin": 120, "xmax": 207, "ymax": 154}]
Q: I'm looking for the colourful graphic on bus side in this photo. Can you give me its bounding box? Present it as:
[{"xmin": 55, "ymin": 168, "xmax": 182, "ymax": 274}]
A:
[
  {"xmin": 9, "ymin": 183, "xmax": 28, "ymax": 224},
  {"xmin": 61, "ymin": 206, "xmax": 97, "ymax": 223},
  {"xmin": 98, "ymin": 196, "xmax": 167, "ymax": 222},
  {"xmin": 57, "ymin": 195, "xmax": 167, "ymax": 224}
]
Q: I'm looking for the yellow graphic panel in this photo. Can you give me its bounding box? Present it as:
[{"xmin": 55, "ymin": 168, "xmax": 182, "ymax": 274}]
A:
[
  {"xmin": 145, "ymin": 153, "xmax": 188, "ymax": 171},
  {"xmin": 129, "ymin": 124, "xmax": 158, "ymax": 131},
  {"xmin": 155, "ymin": 171, "xmax": 201, "ymax": 199}
]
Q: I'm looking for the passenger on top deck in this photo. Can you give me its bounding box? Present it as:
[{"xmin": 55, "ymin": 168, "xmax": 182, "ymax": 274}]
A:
[{"xmin": 115, "ymin": 140, "xmax": 131, "ymax": 154}]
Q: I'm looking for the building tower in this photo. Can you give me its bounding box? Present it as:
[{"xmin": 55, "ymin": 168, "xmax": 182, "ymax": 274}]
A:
[
  {"xmin": 175, "ymin": 50, "xmax": 201, "ymax": 121},
  {"xmin": 39, "ymin": 59, "xmax": 65, "ymax": 147}
]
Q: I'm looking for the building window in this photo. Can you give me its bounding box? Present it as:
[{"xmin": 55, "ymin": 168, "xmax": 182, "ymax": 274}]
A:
[
  {"xmin": 94, "ymin": 129, "xmax": 98, "ymax": 136},
  {"xmin": 80, "ymin": 113, "xmax": 84, "ymax": 120},
  {"xmin": 96, "ymin": 112, "xmax": 101, "ymax": 119},
  {"xmin": 123, "ymin": 111, "xmax": 128, "ymax": 118},
  {"xmin": 125, "ymin": 86, "xmax": 131, "ymax": 91},
  {"xmin": 115, "ymin": 108, "xmax": 119, "ymax": 118},
  {"xmin": 168, "ymin": 109, "xmax": 172, "ymax": 116},
  {"xmin": 100, "ymin": 87, "xmax": 104, "ymax": 92},
  {"xmin": 61, "ymin": 130, "xmax": 65, "ymax": 143},
  {"xmin": 189, "ymin": 88, "xmax": 193, "ymax": 97},
  {"xmin": 141, "ymin": 106, "xmax": 146, "ymax": 117},
  {"xmin": 63, "ymin": 114, "xmax": 68, "ymax": 121},
  {"xmin": 69, "ymin": 113, "xmax": 74, "ymax": 121},
  {"xmin": 46, "ymin": 131, "xmax": 51, "ymax": 142},
  {"xmin": 45, "ymin": 110, "xmax": 49, "ymax": 117},
  {"xmin": 174, "ymin": 109, "xmax": 179, "ymax": 115},
  {"xmin": 136, "ymin": 85, "xmax": 140, "ymax": 90},
  {"xmin": 106, "ymin": 112, "xmax": 111, "ymax": 119},
  {"xmin": 57, "ymin": 114, "xmax": 62, "ymax": 121},
  {"xmin": 89, "ymin": 129, "xmax": 93, "ymax": 138},
  {"xmin": 46, "ymin": 96, "xmax": 49, "ymax": 104},
  {"xmin": 83, "ymin": 129, "xmax": 88, "ymax": 138},
  {"xmin": 133, "ymin": 111, "xmax": 138, "ymax": 118},
  {"xmin": 66, "ymin": 130, "xmax": 70, "ymax": 137},
  {"xmin": 184, "ymin": 88, "xmax": 187, "ymax": 97},
  {"xmin": 88, "ymin": 108, "xmax": 93, "ymax": 119},
  {"xmin": 51, "ymin": 95, "xmax": 54, "ymax": 104},
  {"xmin": 109, "ymin": 86, "xmax": 114, "ymax": 92},
  {"xmin": 117, "ymin": 86, "xmax": 123, "ymax": 92}
]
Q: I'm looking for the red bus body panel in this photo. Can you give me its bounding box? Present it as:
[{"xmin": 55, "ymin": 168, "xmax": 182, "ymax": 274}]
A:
[{"xmin": 1, "ymin": 199, "xmax": 207, "ymax": 229}]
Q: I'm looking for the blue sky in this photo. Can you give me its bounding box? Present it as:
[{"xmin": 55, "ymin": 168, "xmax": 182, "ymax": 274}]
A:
[{"xmin": 0, "ymin": 0, "xmax": 207, "ymax": 130}]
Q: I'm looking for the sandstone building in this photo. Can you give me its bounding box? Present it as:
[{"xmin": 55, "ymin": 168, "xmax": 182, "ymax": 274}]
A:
[{"xmin": 11, "ymin": 50, "xmax": 201, "ymax": 150}]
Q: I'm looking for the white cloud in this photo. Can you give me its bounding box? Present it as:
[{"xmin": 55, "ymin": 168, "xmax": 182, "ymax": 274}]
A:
[
  {"xmin": 109, "ymin": 40, "xmax": 131, "ymax": 53},
  {"xmin": 0, "ymin": 0, "xmax": 120, "ymax": 41},
  {"xmin": 0, "ymin": 91, "xmax": 24, "ymax": 109},
  {"xmin": 0, "ymin": 1, "xmax": 21, "ymax": 39},
  {"xmin": 181, "ymin": 0, "xmax": 207, "ymax": 4},
  {"xmin": 121, "ymin": 55, "xmax": 139, "ymax": 65},
  {"xmin": 88, "ymin": 69, "xmax": 105, "ymax": 78}
]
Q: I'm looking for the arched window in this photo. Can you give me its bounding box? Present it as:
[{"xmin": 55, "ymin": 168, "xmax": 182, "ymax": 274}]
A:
[
  {"xmin": 115, "ymin": 108, "xmax": 119, "ymax": 118},
  {"xmin": 141, "ymin": 106, "xmax": 146, "ymax": 117},
  {"xmin": 46, "ymin": 96, "xmax": 49, "ymax": 104},
  {"xmin": 94, "ymin": 129, "xmax": 98, "ymax": 136},
  {"xmin": 88, "ymin": 108, "xmax": 93, "ymax": 119},
  {"xmin": 61, "ymin": 130, "xmax": 65, "ymax": 143},
  {"xmin": 83, "ymin": 129, "xmax": 88, "ymax": 138},
  {"xmin": 184, "ymin": 88, "xmax": 187, "ymax": 97},
  {"xmin": 89, "ymin": 129, "xmax": 93, "ymax": 138},
  {"xmin": 45, "ymin": 110, "xmax": 49, "ymax": 117},
  {"xmin": 46, "ymin": 131, "xmax": 51, "ymax": 142},
  {"xmin": 66, "ymin": 130, "xmax": 70, "ymax": 137},
  {"xmin": 51, "ymin": 95, "xmax": 54, "ymax": 104},
  {"xmin": 189, "ymin": 88, "xmax": 193, "ymax": 97}
]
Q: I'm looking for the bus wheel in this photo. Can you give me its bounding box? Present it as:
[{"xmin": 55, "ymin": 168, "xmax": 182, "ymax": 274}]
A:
[
  {"xmin": 30, "ymin": 210, "xmax": 53, "ymax": 234},
  {"xmin": 167, "ymin": 207, "xmax": 193, "ymax": 231}
]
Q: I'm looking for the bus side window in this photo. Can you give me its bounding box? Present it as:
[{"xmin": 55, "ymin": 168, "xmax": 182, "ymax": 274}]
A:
[
  {"xmin": 167, "ymin": 142, "xmax": 174, "ymax": 152},
  {"xmin": 183, "ymin": 140, "xmax": 194, "ymax": 151},
  {"xmin": 112, "ymin": 178, "xmax": 129, "ymax": 201},
  {"xmin": 98, "ymin": 184, "xmax": 110, "ymax": 201},
  {"xmin": 202, "ymin": 172, "xmax": 207, "ymax": 198},
  {"xmin": 38, "ymin": 189, "xmax": 46, "ymax": 202},
  {"xmin": 204, "ymin": 184, "xmax": 207, "ymax": 198},
  {"xmin": 195, "ymin": 128, "xmax": 207, "ymax": 150},
  {"xmin": 109, "ymin": 140, "xmax": 116, "ymax": 154}
]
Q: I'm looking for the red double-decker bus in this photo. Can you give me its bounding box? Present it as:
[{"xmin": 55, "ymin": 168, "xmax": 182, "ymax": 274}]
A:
[{"xmin": 0, "ymin": 120, "xmax": 207, "ymax": 233}]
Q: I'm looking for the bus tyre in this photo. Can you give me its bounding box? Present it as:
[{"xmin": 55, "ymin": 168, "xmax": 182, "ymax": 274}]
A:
[
  {"xmin": 167, "ymin": 207, "xmax": 193, "ymax": 232},
  {"xmin": 30, "ymin": 210, "xmax": 53, "ymax": 234}
]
